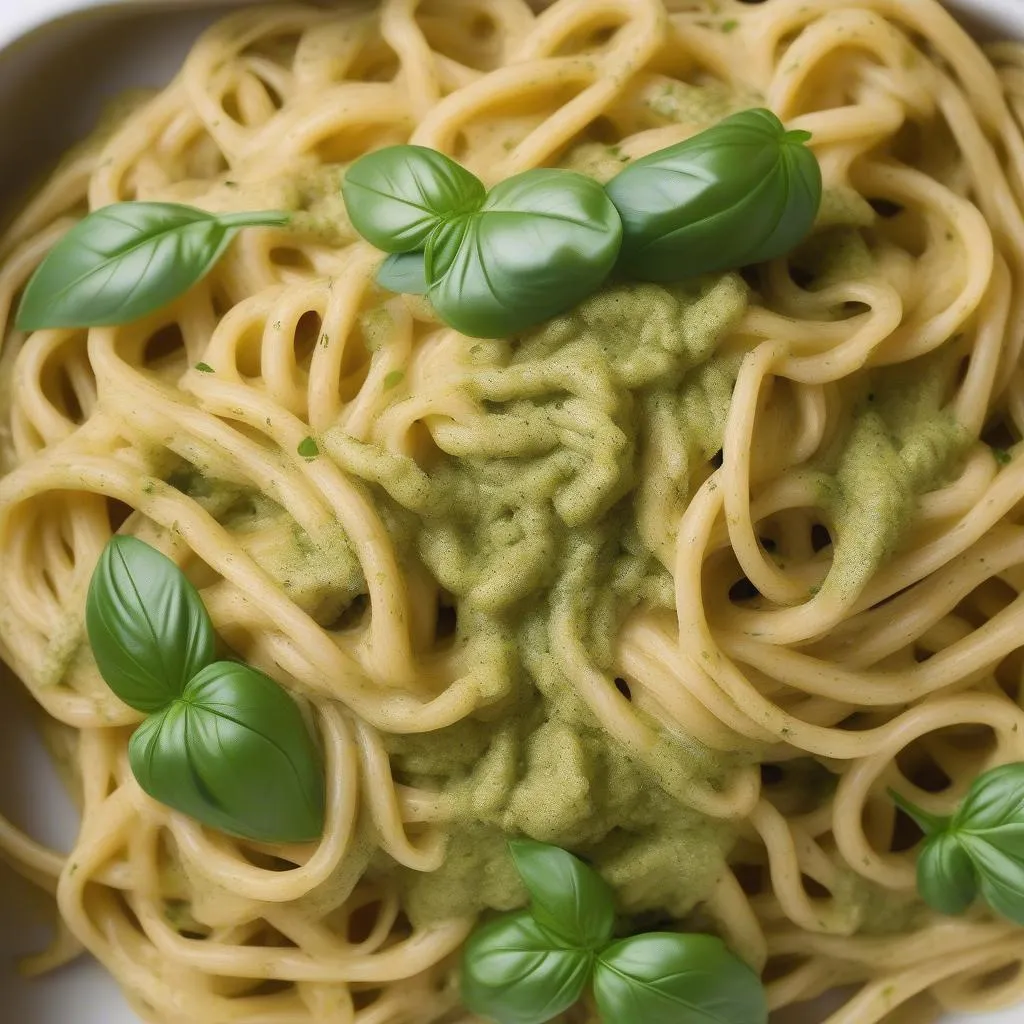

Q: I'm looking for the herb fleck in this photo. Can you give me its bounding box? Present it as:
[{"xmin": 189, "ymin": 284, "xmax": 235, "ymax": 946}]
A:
[
  {"xmin": 383, "ymin": 369, "xmax": 405, "ymax": 390},
  {"xmin": 195, "ymin": 362, "xmax": 214, "ymax": 373},
  {"xmin": 298, "ymin": 436, "xmax": 319, "ymax": 459}
]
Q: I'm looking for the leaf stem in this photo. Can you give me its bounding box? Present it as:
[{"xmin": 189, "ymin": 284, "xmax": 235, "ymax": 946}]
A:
[
  {"xmin": 216, "ymin": 210, "xmax": 291, "ymax": 228},
  {"xmin": 888, "ymin": 787, "xmax": 951, "ymax": 836}
]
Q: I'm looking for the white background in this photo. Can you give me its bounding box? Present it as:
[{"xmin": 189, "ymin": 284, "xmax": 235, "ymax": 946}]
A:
[{"xmin": 0, "ymin": 1, "xmax": 1022, "ymax": 1022}]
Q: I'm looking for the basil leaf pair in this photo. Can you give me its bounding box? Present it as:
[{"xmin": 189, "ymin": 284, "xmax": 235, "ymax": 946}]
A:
[
  {"xmin": 892, "ymin": 762, "xmax": 1024, "ymax": 925},
  {"xmin": 86, "ymin": 536, "xmax": 325, "ymax": 843},
  {"xmin": 17, "ymin": 203, "xmax": 289, "ymax": 331},
  {"xmin": 460, "ymin": 841, "xmax": 767, "ymax": 1024},
  {"xmin": 342, "ymin": 146, "xmax": 622, "ymax": 338},
  {"xmin": 461, "ymin": 841, "xmax": 615, "ymax": 1024},
  {"xmin": 605, "ymin": 108, "xmax": 822, "ymax": 281}
]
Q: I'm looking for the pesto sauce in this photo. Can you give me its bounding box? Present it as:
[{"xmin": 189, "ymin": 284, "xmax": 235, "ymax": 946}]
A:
[
  {"xmin": 638, "ymin": 78, "xmax": 761, "ymax": 129},
  {"xmin": 820, "ymin": 351, "xmax": 969, "ymax": 598},
  {"xmin": 168, "ymin": 466, "xmax": 364, "ymax": 626},
  {"xmin": 831, "ymin": 869, "xmax": 928, "ymax": 936},
  {"xmin": 327, "ymin": 275, "xmax": 755, "ymax": 926},
  {"xmin": 815, "ymin": 186, "xmax": 877, "ymax": 232}
]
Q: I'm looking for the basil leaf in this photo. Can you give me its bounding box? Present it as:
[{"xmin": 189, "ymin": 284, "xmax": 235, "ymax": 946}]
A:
[
  {"xmin": 605, "ymin": 107, "xmax": 822, "ymax": 281},
  {"xmin": 460, "ymin": 911, "xmax": 592, "ymax": 1024},
  {"xmin": 961, "ymin": 835, "xmax": 1024, "ymax": 926},
  {"xmin": 425, "ymin": 168, "xmax": 622, "ymax": 338},
  {"xmin": 17, "ymin": 203, "xmax": 288, "ymax": 330},
  {"xmin": 86, "ymin": 537, "xmax": 214, "ymax": 713},
  {"xmin": 916, "ymin": 833, "xmax": 978, "ymax": 916},
  {"xmin": 953, "ymin": 763, "xmax": 1024, "ymax": 857},
  {"xmin": 508, "ymin": 840, "xmax": 614, "ymax": 949},
  {"xmin": 377, "ymin": 252, "xmax": 428, "ymax": 294},
  {"xmin": 342, "ymin": 145, "xmax": 485, "ymax": 253},
  {"xmin": 129, "ymin": 661, "xmax": 325, "ymax": 843},
  {"xmin": 593, "ymin": 933, "xmax": 768, "ymax": 1024}
]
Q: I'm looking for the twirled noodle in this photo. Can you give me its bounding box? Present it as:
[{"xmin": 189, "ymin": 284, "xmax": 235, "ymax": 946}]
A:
[{"xmin": 3, "ymin": 1, "xmax": 1024, "ymax": 1021}]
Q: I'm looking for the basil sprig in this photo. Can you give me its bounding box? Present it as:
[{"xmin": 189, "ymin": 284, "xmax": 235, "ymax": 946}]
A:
[
  {"xmin": 86, "ymin": 536, "xmax": 325, "ymax": 843},
  {"xmin": 891, "ymin": 763, "xmax": 1024, "ymax": 924},
  {"xmin": 343, "ymin": 147, "xmax": 621, "ymax": 338},
  {"xmin": 605, "ymin": 108, "xmax": 822, "ymax": 281},
  {"xmin": 343, "ymin": 108, "xmax": 820, "ymax": 339},
  {"xmin": 460, "ymin": 841, "xmax": 767, "ymax": 1024},
  {"xmin": 17, "ymin": 202, "xmax": 288, "ymax": 330}
]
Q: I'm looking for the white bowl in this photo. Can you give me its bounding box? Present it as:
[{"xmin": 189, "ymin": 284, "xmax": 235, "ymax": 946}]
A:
[{"xmin": 0, "ymin": 2, "xmax": 1022, "ymax": 1023}]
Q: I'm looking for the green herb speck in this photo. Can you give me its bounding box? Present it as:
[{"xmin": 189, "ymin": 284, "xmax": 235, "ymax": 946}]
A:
[
  {"xmin": 384, "ymin": 370, "xmax": 405, "ymax": 390},
  {"xmin": 722, "ymin": 19, "xmax": 738, "ymax": 33},
  {"xmin": 195, "ymin": 362, "xmax": 214, "ymax": 373},
  {"xmin": 298, "ymin": 437, "xmax": 319, "ymax": 459},
  {"xmin": 994, "ymin": 447, "xmax": 1013, "ymax": 466}
]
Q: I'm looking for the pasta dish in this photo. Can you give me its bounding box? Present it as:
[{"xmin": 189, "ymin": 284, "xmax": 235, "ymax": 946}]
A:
[{"xmin": 2, "ymin": 0, "xmax": 1024, "ymax": 1021}]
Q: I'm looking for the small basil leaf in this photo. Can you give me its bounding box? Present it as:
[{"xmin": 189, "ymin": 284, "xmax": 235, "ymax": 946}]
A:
[
  {"xmin": 605, "ymin": 107, "xmax": 822, "ymax": 281},
  {"xmin": 953, "ymin": 764, "xmax": 1024, "ymax": 858},
  {"xmin": 17, "ymin": 203, "xmax": 287, "ymax": 330},
  {"xmin": 129, "ymin": 661, "xmax": 325, "ymax": 843},
  {"xmin": 86, "ymin": 536, "xmax": 214, "ymax": 713},
  {"xmin": 593, "ymin": 933, "xmax": 768, "ymax": 1024},
  {"xmin": 377, "ymin": 251, "xmax": 428, "ymax": 294},
  {"xmin": 916, "ymin": 833, "xmax": 978, "ymax": 916},
  {"xmin": 460, "ymin": 911, "xmax": 592, "ymax": 1024},
  {"xmin": 960, "ymin": 835, "xmax": 1024, "ymax": 926},
  {"xmin": 426, "ymin": 168, "xmax": 622, "ymax": 338},
  {"xmin": 342, "ymin": 145, "xmax": 485, "ymax": 253},
  {"xmin": 508, "ymin": 840, "xmax": 614, "ymax": 949}
]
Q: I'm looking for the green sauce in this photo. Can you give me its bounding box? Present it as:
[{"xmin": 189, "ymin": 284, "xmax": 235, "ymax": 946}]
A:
[
  {"xmin": 168, "ymin": 468, "xmax": 364, "ymax": 626},
  {"xmin": 820, "ymin": 351, "xmax": 969, "ymax": 599},
  {"xmin": 322, "ymin": 276, "xmax": 751, "ymax": 924}
]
